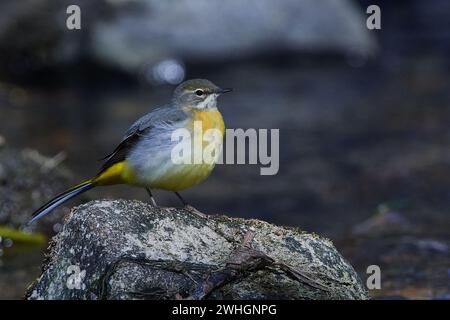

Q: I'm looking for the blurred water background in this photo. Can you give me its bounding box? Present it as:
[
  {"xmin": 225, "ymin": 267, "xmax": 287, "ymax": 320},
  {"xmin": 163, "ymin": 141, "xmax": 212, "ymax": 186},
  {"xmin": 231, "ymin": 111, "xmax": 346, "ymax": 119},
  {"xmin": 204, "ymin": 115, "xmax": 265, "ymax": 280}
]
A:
[{"xmin": 0, "ymin": 0, "xmax": 449, "ymax": 299}]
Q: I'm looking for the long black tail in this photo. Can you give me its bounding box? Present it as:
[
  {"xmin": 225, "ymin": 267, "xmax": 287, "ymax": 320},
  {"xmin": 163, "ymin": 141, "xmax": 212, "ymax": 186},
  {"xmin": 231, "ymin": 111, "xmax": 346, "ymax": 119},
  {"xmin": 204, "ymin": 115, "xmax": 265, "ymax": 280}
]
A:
[{"xmin": 30, "ymin": 180, "xmax": 96, "ymax": 223}]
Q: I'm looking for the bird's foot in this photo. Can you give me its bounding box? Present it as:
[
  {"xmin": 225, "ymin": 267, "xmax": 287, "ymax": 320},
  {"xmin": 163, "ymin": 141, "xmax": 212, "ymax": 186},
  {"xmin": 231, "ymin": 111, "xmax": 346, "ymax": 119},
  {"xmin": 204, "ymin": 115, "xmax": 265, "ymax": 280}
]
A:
[
  {"xmin": 184, "ymin": 205, "xmax": 208, "ymax": 219},
  {"xmin": 145, "ymin": 188, "xmax": 158, "ymax": 207}
]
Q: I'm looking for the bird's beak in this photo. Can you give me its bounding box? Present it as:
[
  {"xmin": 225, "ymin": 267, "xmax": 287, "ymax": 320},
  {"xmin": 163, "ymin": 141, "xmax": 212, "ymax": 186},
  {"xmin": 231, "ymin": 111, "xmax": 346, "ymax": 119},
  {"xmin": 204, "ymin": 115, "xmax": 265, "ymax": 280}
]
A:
[{"xmin": 216, "ymin": 88, "xmax": 233, "ymax": 94}]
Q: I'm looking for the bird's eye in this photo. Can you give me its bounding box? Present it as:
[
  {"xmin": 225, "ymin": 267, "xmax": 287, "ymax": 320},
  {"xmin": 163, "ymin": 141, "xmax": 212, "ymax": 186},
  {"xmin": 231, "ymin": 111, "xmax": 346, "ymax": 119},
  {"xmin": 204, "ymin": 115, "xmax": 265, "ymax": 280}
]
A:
[{"xmin": 195, "ymin": 89, "xmax": 204, "ymax": 97}]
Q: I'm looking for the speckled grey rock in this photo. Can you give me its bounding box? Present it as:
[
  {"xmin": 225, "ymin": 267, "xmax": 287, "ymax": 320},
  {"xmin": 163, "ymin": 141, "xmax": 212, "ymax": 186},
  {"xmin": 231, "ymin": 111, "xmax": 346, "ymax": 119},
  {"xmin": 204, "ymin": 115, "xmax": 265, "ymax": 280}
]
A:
[{"xmin": 26, "ymin": 199, "xmax": 368, "ymax": 300}]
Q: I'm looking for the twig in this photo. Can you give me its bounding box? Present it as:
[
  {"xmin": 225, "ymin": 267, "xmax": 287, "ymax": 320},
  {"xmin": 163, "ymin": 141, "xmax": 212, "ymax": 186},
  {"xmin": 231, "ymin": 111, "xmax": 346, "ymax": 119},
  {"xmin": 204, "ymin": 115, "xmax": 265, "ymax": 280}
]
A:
[
  {"xmin": 97, "ymin": 230, "xmax": 332, "ymax": 300},
  {"xmin": 95, "ymin": 256, "xmax": 206, "ymax": 299},
  {"xmin": 271, "ymin": 262, "xmax": 331, "ymax": 292},
  {"xmin": 185, "ymin": 229, "xmax": 331, "ymax": 299}
]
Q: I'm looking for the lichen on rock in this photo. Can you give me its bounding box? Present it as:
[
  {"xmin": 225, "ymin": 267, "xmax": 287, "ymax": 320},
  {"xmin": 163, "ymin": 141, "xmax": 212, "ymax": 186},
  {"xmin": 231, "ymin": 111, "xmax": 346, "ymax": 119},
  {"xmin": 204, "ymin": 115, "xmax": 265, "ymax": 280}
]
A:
[{"xmin": 26, "ymin": 199, "xmax": 368, "ymax": 300}]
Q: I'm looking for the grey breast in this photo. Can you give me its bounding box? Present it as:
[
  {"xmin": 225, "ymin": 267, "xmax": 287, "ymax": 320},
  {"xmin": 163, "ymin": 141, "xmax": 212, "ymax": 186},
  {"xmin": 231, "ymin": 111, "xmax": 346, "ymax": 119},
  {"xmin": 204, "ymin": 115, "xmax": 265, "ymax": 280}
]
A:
[{"xmin": 126, "ymin": 105, "xmax": 192, "ymax": 177}]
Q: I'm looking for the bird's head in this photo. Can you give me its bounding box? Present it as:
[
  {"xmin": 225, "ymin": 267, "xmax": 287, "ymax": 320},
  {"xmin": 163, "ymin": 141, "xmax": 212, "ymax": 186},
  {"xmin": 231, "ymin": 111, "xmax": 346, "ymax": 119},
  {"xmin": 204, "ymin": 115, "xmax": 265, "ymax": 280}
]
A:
[{"xmin": 172, "ymin": 79, "xmax": 232, "ymax": 110}]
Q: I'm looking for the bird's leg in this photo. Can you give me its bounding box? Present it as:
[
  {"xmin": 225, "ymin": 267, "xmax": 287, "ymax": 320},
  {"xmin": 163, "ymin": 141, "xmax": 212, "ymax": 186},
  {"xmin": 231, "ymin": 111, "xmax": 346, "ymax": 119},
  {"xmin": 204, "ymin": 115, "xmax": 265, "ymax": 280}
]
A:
[
  {"xmin": 174, "ymin": 192, "xmax": 207, "ymax": 218},
  {"xmin": 145, "ymin": 188, "xmax": 157, "ymax": 206},
  {"xmin": 174, "ymin": 191, "xmax": 188, "ymax": 206}
]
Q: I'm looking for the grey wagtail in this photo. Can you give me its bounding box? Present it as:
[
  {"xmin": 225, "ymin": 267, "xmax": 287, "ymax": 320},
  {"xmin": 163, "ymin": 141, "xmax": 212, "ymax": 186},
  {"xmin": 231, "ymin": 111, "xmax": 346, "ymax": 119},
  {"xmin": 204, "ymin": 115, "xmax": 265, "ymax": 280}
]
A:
[{"xmin": 30, "ymin": 79, "xmax": 232, "ymax": 223}]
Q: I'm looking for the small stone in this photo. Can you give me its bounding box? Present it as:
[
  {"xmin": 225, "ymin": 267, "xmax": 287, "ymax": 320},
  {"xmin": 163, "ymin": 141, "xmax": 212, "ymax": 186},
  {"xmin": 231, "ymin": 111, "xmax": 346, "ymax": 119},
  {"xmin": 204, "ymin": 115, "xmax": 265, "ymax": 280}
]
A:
[{"xmin": 352, "ymin": 205, "xmax": 412, "ymax": 236}]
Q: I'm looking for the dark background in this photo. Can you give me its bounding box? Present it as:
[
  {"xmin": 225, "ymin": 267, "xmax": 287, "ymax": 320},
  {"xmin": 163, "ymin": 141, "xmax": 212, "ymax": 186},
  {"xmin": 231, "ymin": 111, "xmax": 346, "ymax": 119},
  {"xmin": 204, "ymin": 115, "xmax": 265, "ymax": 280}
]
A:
[{"xmin": 0, "ymin": 0, "xmax": 449, "ymax": 299}]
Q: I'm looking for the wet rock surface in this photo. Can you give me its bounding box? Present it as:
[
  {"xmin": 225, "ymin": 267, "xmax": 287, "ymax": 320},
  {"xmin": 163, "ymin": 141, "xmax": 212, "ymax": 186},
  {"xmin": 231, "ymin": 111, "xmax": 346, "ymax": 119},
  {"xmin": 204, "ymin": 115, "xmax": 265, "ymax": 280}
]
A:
[
  {"xmin": 338, "ymin": 206, "xmax": 450, "ymax": 300},
  {"xmin": 0, "ymin": 147, "xmax": 75, "ymax": 235},
  {"xmin": 26, "ymin": 200, "xmax": 368, "ymax": 300}
]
